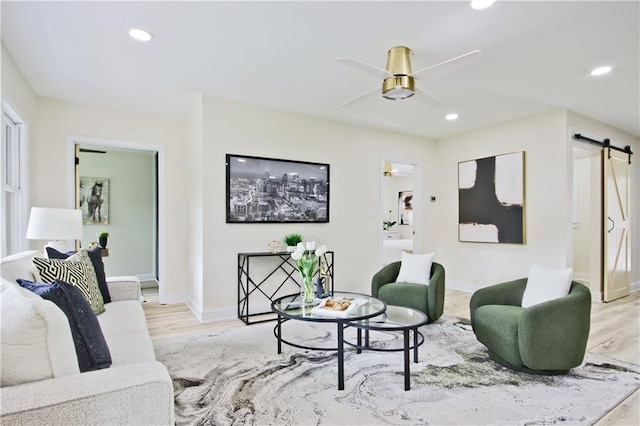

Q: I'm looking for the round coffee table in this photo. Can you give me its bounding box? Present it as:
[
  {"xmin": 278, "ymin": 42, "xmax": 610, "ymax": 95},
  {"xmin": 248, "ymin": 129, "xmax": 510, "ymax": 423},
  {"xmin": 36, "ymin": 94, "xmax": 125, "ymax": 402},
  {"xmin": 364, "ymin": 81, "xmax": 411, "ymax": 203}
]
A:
[
  {"xmin": 345, "ymin": 305, "xmax": 429, "ymax": 390},
  {"xmin": 271, "ymin": 291, "xmax": 386, "ymax": 390}
]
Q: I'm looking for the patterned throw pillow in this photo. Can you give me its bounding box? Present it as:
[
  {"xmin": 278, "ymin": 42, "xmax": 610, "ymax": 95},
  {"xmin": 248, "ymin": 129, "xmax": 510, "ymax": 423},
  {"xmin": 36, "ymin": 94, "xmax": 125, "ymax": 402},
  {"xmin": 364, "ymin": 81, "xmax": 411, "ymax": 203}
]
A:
[
  {"xmin": 46, "ymin": 247, "xmax": 111, "ymax": 303},
  {"xmin": 33, "ymin": 250, "xmax": 105, "ymax": 315}
]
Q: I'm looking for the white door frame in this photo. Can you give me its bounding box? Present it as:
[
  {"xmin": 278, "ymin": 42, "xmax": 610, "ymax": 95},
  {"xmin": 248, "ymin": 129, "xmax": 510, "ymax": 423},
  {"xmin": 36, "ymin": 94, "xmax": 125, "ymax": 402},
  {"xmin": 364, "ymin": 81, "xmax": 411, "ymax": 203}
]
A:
[{"xmin": 66, "ymin": 135, "xmax": 167, "ymax": 302}]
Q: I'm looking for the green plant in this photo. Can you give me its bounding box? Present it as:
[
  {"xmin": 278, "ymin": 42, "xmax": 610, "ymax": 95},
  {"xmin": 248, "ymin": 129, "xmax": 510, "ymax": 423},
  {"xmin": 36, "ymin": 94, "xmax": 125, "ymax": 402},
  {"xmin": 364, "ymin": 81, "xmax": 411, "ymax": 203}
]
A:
[
  {"xmin": 383, "ymin": 221, "xmax": 397, "ymax": 230},
  {"xmin": 98, "ymin": 232, "xmax": 109, "ymax": 238},
  {"xmin": 283, "ymin": 233, "xmax": 303, "ymax": 246}
]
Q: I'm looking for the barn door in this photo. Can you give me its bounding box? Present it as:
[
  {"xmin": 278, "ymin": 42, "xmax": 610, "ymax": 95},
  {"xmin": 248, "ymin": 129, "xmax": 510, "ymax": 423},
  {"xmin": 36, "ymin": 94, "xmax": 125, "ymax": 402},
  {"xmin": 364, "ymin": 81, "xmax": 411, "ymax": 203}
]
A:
[{"xmin": 602, "ymin": 148, "xmax": 631, "ymax": 302}]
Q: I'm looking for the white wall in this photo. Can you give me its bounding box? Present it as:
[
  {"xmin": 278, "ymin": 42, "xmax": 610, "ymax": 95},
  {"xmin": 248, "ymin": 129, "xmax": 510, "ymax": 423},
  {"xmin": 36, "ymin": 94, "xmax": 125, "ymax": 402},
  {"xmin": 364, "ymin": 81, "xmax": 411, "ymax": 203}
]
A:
[
  {"xmin": 435, "ymin": 110, "xmax": 571, "ymax": 290},
  {"xmin": 78, "ymin": 148, "xmax": 155, "ymax": 278},
  {"xmin": 1, "ymin": 44, "xmax": 37, "ymax": 128},
  {"xmin": 186, "ymin": 95, "xmax": 204, "ymax": 317},
  {"xmin": 198, "ymin": 96, "xmax": 438, "ymax": 320},
  {"xmin": 34, "ymin": 97, "xmax": 189, "ymax": 303}
]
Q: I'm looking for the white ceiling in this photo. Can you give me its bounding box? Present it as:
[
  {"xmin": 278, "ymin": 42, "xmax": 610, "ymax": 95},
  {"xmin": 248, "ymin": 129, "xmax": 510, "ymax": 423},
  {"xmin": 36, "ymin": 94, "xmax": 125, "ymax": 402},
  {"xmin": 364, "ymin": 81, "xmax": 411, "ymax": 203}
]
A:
[{"xmin": 2, "ymin": 1, "xmax": 638, "ymax": 139}]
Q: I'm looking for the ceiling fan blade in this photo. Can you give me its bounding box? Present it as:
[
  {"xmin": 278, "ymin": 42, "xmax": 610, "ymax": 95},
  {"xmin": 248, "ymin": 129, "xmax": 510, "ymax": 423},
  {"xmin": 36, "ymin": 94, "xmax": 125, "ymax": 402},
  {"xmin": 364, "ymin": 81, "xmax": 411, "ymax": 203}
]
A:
[
  {"xmin": 413, "ymin": 87, "xmax": 444, "ymax": 107},
  {"xmin": 337, "ymin": 57, "xmax": 393, "ymax": 79},
  {"xmin": 341, "ymin": 87, "xmax": 380, "ymax": 108},
  {"xmin": 411, "ymin": 50, "xmax": 481, "ymax": 80}
]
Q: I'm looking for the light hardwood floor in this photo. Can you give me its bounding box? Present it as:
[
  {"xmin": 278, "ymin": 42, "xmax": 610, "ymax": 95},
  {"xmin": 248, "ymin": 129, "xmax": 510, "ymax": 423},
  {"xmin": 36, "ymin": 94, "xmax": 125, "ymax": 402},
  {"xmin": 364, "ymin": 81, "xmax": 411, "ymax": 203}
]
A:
[{"xmin": 142, "ymin": 287, "xmax": 639, "ymax": 425}]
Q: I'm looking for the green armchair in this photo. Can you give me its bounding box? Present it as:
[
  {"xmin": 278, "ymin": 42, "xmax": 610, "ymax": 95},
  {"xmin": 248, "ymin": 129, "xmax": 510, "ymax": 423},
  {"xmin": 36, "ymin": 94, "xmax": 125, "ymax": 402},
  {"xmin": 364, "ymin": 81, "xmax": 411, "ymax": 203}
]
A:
[
  {"xmin": 371, "ymin": 261, "xmax": 445, "ymax": 323},
  {"xmin": 470, "ymin": 279, "xmax": 591, "ymax": 375}
]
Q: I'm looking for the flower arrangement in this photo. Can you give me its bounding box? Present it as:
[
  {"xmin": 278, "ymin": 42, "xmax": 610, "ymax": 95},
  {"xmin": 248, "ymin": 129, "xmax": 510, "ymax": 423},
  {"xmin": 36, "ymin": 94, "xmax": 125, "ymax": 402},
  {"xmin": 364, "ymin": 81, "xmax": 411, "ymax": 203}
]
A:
[{"xmin": 291, "ymin": 241, "xmax": 328, "ymax": 306}]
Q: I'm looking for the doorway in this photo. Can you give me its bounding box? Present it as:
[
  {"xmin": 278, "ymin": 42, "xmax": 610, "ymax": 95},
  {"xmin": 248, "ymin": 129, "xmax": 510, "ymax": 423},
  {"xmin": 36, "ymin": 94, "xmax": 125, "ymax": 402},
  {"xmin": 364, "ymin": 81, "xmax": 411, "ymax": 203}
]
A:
[
  {"xmin": 67, "ymin": 136, "xmax": 166, "ymax": 300},
  {"xmin": 380, "ymin": 160, "xmax": 421, "ymax": 265},
  {"xmin": 572, "ymin": 145, "xmax": 602, "ymax": 297}
]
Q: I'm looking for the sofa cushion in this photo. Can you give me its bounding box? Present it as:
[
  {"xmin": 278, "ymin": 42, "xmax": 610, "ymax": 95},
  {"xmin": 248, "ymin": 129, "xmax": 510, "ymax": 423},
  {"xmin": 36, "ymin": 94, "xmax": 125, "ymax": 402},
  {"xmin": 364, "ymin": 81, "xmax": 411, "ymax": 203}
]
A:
[
  {"xmin": 98, "ymin": 300, "xmax": 157, "ymax": 366},
  {"xmin": 0, "ymin": 250, "xmax": 41, "ymax": 284},
  {"xmin": 33, "ymin": 250, "xmax": 105, "ymax": 315},
  {"xmin": 47, "ymin": 247, "xmax": 111, "ymax": 303},
  {"xmin": 396, "ymin": 252, "xmax": 434, "ymax": 285},
  {"xmin": 0, "ymin": 279, "xmax": 80, "ymax": 386},
  {"xmin": 105, "ymin": 332, "xmax": 157, "ymax": 367},
  {"xmin": 18, "ymin": 279, "xmax": 112, "ymax": 373},
  {"xmin": 521, "ymin": 263, "xmax": 572, "ymax": 308}
]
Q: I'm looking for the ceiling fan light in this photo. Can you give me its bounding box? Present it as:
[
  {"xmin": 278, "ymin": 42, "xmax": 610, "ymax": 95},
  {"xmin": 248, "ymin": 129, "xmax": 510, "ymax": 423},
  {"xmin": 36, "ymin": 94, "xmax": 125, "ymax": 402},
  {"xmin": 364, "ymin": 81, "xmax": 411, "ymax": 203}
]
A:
[
  {"xmin": 471, "ymin": 0, "xmax": 496, "ymax": 10},
  {"xmin": 129, "ymin": 28, "xmax": 153, "ymax": 42},
  {"xmin": 382, "ymin": 76, "xmax": 415, "ymax": 100},
  {"xmin": 590, "ymin": 66, "xmax": 612, "ymax": 76}
]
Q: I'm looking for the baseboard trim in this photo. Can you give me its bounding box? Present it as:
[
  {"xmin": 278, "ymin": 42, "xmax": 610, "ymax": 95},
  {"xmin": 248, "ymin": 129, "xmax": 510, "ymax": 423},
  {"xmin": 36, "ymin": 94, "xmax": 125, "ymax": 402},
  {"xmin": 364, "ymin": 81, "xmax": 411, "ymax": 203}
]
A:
[
  {"xmin": 446, "ymin": 280, "xmax": 476, "ymax": 293},
  {"xmin": 159, "ymin": 292, "xmax": 187, "ymax": 305},
  {"xmin": 573, "ymin": 272, "xmax": 590, "ymax": 282},
  {"xmin": 138, "ymin": 274, "xmax": 157, "ymax": 285},
  {"xmin": 200, "ymin": 306, "xmax": 238, "ymax": 323}
]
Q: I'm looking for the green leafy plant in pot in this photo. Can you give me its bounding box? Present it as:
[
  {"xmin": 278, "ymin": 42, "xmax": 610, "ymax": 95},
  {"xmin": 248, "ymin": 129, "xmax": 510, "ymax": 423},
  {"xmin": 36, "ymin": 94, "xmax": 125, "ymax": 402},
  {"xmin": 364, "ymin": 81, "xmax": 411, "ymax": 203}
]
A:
[
  {"xmin": 383, "ymin": 220, "xmax": 397, "ymax": 231},
  {"xmin": 283, "ymin": 233, "xmax": 303, "ymax": 252},
  {"xmin": 98, "ymin": 232, "xmax": 109, "ymax": 249}
]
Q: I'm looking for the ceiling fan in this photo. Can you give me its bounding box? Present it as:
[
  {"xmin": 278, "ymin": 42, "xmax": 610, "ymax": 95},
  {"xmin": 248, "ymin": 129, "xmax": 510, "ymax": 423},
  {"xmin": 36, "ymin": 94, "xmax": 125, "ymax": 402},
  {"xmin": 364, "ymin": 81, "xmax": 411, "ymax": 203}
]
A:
[{"xmin": 337, "ymin": 46, "xmax": 481, "ymax": 107}]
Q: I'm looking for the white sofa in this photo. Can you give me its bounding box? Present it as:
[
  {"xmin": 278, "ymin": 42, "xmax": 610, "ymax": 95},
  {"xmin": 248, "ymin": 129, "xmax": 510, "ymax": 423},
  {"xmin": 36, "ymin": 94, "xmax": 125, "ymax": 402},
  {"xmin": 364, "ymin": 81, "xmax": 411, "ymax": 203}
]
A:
[{"xmin": 0, "ymin": 250, "xmax": 174, "ymax": 425}]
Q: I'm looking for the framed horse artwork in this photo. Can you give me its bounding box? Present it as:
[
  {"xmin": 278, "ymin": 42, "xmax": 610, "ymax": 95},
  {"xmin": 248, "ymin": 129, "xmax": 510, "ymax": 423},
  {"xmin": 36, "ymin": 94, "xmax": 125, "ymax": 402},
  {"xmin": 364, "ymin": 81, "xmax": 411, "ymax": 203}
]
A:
[{"xmin": 80, "ymin": 176, "xmax": 110, "ymax": 225}]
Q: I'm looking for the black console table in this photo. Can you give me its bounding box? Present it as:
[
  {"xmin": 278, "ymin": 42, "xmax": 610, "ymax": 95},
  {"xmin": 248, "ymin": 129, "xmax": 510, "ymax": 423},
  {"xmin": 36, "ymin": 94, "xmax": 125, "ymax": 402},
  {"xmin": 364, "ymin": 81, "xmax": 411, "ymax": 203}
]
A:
[{"xmin": 237, "ymin": 251, "xmax": 334, "ymax": 325}]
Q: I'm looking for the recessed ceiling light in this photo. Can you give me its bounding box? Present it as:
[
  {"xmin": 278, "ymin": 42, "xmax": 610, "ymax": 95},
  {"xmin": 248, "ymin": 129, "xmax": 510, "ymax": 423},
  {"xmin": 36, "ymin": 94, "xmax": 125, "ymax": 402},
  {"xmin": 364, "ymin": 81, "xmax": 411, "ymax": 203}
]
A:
[
  {"xmin": 471, "ymin": 0, "xmax": 496, "ymax": 10},
  {"xmin": 590, "ymin": 66, "xmax": 612, "ymax": 76},
  {"xmin": 445, "ymin": 113, "xmax": 459, "ymax": 121},
  {"xmin": 129, "ymin": 28, "xmax": 153, "ymax": 42}
]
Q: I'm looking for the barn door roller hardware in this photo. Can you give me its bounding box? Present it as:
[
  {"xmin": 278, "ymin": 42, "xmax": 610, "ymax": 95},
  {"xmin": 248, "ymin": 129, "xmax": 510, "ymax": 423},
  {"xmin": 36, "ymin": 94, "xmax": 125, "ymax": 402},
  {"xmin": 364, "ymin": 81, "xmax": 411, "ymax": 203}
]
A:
[{"xmin": 573, "ymin": 133, "xmax": 633, "ymax": 164}]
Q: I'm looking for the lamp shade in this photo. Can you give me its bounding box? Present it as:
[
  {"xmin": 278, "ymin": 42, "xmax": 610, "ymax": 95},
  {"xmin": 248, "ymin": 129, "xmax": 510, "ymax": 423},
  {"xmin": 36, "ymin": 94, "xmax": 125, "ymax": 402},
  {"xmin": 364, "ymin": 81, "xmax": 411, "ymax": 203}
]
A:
[{"xmin": 26, "ymin": 207, "xmax": 83, "ymax": 241}]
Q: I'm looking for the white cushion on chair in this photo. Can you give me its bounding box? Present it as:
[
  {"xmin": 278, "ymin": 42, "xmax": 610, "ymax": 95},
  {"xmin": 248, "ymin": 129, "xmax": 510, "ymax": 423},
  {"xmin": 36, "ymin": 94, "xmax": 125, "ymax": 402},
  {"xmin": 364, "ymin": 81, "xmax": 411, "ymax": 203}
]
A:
[
  {"xmin": 396, "ymin": 252, "xmax": 435, "ymax": 285},
  {"xmin": 522, "ymin": 263, "xmax": 572, "ymax": 308}
]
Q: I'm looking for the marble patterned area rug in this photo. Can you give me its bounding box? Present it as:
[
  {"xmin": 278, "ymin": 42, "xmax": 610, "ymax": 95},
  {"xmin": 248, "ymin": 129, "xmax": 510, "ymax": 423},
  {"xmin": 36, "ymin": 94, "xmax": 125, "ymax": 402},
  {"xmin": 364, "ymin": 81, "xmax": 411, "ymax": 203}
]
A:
[{"xmin": 153, "ymin": 316, "xmax": 639, "ymax": 426}]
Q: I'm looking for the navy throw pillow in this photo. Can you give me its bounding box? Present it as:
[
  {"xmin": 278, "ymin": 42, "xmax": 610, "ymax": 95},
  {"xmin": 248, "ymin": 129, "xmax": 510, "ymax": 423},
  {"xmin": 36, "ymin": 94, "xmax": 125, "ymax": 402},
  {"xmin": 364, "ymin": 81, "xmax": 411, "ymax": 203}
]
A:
[
  {"xmin": 46, "ymin": 247, "xmax": 111, "ymax": 303},
  {"xmin": 18, "ymin": 279, "xmax": 112, "ymax": 372}
]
